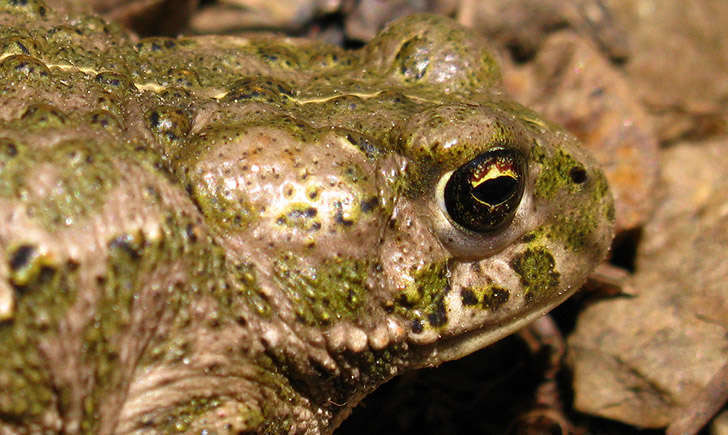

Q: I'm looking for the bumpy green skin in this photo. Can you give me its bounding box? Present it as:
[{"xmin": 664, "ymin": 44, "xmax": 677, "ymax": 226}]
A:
[{"xmin": 0, "ymin": 1, "xmax": 614, "ymax": 433}]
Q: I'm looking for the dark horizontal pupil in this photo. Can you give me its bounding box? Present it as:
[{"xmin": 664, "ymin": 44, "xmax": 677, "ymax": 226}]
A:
[
  {"xmin": 443, "ymin": 147, "xmax": 526, "ymax": 234},
  {"xmin": 471, "ymin": 176, "xmax": 517, "ymax": 206}
]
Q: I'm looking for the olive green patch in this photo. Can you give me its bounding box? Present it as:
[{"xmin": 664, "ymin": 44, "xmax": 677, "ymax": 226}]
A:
[
  {"xmin": 333, "ymin": 199, "xmax": 360, "ymax": 227},
  {"xmin": 525, "ymin": 170, "xmax": 612, "ymax": 253},
  {"xmin": 94, "ymin": 71, "xmax": 137, "ymax": 94},
  {"xmin": 559, "ymin": 169, "xmax": 611, "ymax": 252},
  {"xmin": 0, "ymin": 138, "xmax": 119, "ymax": 229},
  {"xmin": 82, "ymin": 215, "xmax": 235, "ymax": 430},
  {"xmin": 222, "ymin": 76, "xmax": 293, "ymax": 105},
  {"xmin": 87, "ymin": 109, "xmax": 123, "ymax": 133},
  {"xmin": 230, "ymin": 262, "xmax": 272, "ymax": 317},
  {"xmin": 186, "ymin": 179, "xmax": 258, "ymax": 233},
  {"xmin": 532, "ymin": 144, "xmax": 585, "ymax": 200},
  {"xmin": 251, "ymin": 42, "xmax": 301, "ymax": 69},
  {"xmin": 550, "ymin": 213, "xmax": 596, "ymax": 253},
  {"xmin": 394, "ymin": 36, "xmax": 430, "ymax": 82},
  {"xmin": 20, "ymin": 103, "xmax": 67, "ymax": 128},
  {"xmin": 340, "ymin": 343, "xmax": 407, "ymax": 383},
  {"xmin": 0, "ymin": 0, "xmax": 47, "ymax": 17},
  {"xmin": 0, "ymin": 33, "xmax": 45, "ymax": 58},
  {"xmin": 160, "ymin": 397, "xmax": 227, "ymax": 433},
  {"xmin": 81, "ymin": 232, "xmax": 147, "ymax": 431},
  {"xmin": 342, "ymin": 131, "xmax": 383, "ymax": 160},
  {"xmin": 164, "ymin": 67, "xmax": 201, "ymax": 89},
  {"xmin": 393, "ymin": 261, "xmax": 450, "ymax": 329},
  {"xmin": 0, "ymin": 54, "xmax": 50, "ymax": 82},
  {"xmin": 0, "ymin": 247, "xmax": 75, "ymax": 420},
  {"xmin": 510, "ymin": 247, "xmax": 560, "ymax": 298},
  {"xmin": 134, "ymin": 37, "xmax": 180, "ymax": 56},
  {"xmin": 146, "ymin": 105, "xmax": 192, "ymax": 149},
  {"xmin": 7, "ymin": 243, "xmax": 50, "ymax": 287},
  {"xmin": 254, "ymin": 351, "xmax": 305, "ymax": 403},
  {"xmin": 272, "ymin": 254, "xmax": 369, "ymax": 326}
]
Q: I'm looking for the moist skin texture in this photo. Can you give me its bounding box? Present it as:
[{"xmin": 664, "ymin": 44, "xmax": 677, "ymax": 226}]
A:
[{"xmin": 0, "ymin": 1, "xmax": 614, "ymax": 433}]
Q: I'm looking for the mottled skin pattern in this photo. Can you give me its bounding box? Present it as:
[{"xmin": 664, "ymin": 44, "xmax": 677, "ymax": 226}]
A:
[{"xmin": 0, "ymin": 0, "xmax": 614, "ymax": 433}]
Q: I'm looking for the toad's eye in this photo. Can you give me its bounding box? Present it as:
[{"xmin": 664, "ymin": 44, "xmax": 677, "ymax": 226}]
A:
[{"xmin": 442, "ymin": 148, "xmax": 526, "ymax": 233}]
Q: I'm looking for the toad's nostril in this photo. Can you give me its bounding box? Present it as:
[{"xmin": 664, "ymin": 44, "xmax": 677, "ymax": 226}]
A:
[{"xmin": 569, "ymin": 166, "xmax": 588, "ymax": 184}]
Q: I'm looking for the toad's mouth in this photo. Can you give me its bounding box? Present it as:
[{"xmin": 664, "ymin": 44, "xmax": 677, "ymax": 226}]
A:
[{"xmin": 410, "ymin": 289, "xmax": 573, "ymax": 367}]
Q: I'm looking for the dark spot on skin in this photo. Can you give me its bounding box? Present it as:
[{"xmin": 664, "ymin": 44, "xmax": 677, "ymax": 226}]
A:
[
  {"xmin": 427, "ymin": 300, "xmax": 448, "ymax": 327},
  {"xmin": 15, "ymin": 41, "xmax": 29, "ymax": 54},
  {"xmin": 148, "ymin": 111, "xmax": 160, "ymax": 127},
  {"xmin": 146, "ymin": 106, "xmax": 191, "ymax": 142},
  {"xmin": 159, "ymin": 86, "xmax": 193, "ymax": 100},
  {"xmin": 521, "ymin": 232, "xmax": 536, "ymax": 243},
  {"xmin": 11, "ymin": 283, "xmax": 28, "ymax": 296},
  {"xmin": 143, "ymin": 185, "xmax": 161, "ymax": 200},
  {"xmin": 1, "ymin": 139, "xmax": 18, "ymax": 157},
  {"xmin": 37, "ymin": 266, "xmax": 55, "ymax": 283},
  {"xmin": 89, "ymin": 111, "xmax": 119, "ymax": 130},
  {"xmin": 360, "ymin": 197, "xmax": 378, "ymax": 213},
  {"xmin": 482, "ymin": 287, "xmax": 510, "ymax": 311},
  {"xmin": 345, "ymin": 133, "xmax": 380, "ymax": 159},
  {"xmin": 460, "ymin": 288, "xmax": 478, "ymax": 306},
  {"xmin": 9, "ymin": 244, "xmax": 36, "ymax": 271},
  {"xmin": 395, "ymin": 37, "xmax": 430, "ymax": 81},
  {"xmin": 396, "ymin": 293, "xmax": 412, "ymax": 308},
  {"xmin": 95, "ymin": 73, "xmax": 119, "ymax": 87},
  {"xmin": 94, "ymin": 71, "xmax": 137, "ymax": 94},
  {"xmin": 411, "ymin": 319, "xmax": 424, "ymax": 333},
  {"xmin": 138, "ymin": 39, "xmax": 176, "ymax": 52},
  {"xmin": 334, "ymin": 202, "xmax": 354, "ymax": 226},
  {"xmin": 590, "ymin": 87, "xmax": 605, "ymax": 98},
  {"xmin": 66, "ymin": 259, "xmax": 80, "ymax": 271},
  {"xmin": 569, "ymin": 166, "xmax": 588, "ymax": 184},
  {"xmin": 12, "ymin": 264, "xmax": 56, "ymax": 296},
  {"xmin": 185, "ymin": 224, "xmax": 198, "ymax": 243},
  {"xmin": 108, "ymin": 235, "xmax": 142, "ymax": 260}
]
